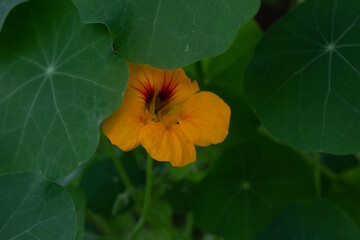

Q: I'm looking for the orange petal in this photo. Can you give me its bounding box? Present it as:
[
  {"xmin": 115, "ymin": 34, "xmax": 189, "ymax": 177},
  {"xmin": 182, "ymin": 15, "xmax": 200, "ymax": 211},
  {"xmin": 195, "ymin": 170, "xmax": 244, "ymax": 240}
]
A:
[
  {"xmin": 139, "ymin": 122, "xmax": 196, "ymax": 166},
  {"xmin": 102, "ymin": 101, "xmax": 147, "ymax": 151},
  {"xmin": 164, "ymin": 68, "xmax": 200, "ymax": 105},
  {"xmin": 127, "ymin": 62, "xmax": 199, "ymax": 105},
  {"xmin": 178, "ymin": 91, "xmax": 231, "ymax": 147}
]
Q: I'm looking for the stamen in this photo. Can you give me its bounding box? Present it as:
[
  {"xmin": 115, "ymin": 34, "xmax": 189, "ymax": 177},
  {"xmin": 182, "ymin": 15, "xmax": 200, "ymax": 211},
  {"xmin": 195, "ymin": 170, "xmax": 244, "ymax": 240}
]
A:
[{"xmin": 136, "ymin": 73, "xmax": 179, "ymax": 123}]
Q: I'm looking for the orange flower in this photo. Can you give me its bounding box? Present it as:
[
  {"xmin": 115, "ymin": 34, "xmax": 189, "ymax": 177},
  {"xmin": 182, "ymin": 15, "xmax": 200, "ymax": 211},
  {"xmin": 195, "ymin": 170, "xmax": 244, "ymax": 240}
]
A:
[{"xmin": 102, "ymin": 63, "xmax": 230, "ymax": 166}]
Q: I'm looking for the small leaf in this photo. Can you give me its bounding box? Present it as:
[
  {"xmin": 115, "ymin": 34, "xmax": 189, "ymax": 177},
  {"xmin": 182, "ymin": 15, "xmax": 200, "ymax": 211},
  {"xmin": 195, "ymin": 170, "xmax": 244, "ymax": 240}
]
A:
[
  {"xmin": 0, "ymin": 0, "xmax": 28, "ymax": 31},
  {"xmin": 255, "ymin": 199, "xmax": 360, "ymax": 240},
  {"xmin": 72, "ymin": 0, "xmax": 261, "ymax": 69},
  {"xmin": 244, "ymin": 0, "xmax": 360, "ymax": 154},
  {"xmin": 192, "ymin": 132, "xmax": 316, "ymax": 240},
  {"xmin": 0, "ymin": 171, "xmax": 76, "ymax": 240},
  {"xmin": 0, "ymin": 0, "xmax": 128, "ymax": 179}
]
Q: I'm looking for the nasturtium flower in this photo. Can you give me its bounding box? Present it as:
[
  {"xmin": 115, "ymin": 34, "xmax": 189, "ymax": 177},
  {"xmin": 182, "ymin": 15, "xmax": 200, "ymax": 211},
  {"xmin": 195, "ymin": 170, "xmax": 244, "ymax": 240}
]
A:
[{"xmin": 103, "ymin": 63, "xmax": 230, "ymax": 167}]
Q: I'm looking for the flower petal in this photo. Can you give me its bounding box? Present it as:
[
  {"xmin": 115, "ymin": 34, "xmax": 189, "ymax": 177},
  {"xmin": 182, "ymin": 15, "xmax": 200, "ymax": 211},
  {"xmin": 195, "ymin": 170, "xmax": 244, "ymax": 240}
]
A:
[
  {"xmin": 139, "ymin": 122, "xmax": 196, "ymax": 166},
  {"xmin": 102, "ymin": 101, "xmax": 146, "ymax": 151},
  {"xmin": 178, "ymin": 91, "xmax": 231, "ymax": 147},
  {"xmin": 127, "ymin": 63, "xmax": 199, "ymax": 105}
]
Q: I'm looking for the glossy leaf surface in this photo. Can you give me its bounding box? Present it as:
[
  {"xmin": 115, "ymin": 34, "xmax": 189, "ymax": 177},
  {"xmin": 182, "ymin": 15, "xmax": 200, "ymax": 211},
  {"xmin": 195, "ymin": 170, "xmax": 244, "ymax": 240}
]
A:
[
  {"xmin": 0, "ymin": 0, "xmax": 128, "ymax": 178},
  {"xmin": 0, "ymin": 171, "xmax": 76, "ymax": 240},
  {"xmin": 72, "ymin": 0, "xmax": 261, "ymax": 69},
  {"xmin": 245, "ymin": 0, "xmax": 360, "ymax": 154}
]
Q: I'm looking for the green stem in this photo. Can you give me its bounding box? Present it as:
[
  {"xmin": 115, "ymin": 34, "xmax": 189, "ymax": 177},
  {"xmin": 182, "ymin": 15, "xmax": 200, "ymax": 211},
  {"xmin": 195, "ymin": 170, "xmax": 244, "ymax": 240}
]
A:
[
  {"xmin": 100, "ymin": 132, "xmax": 134, "ymax": 190},
  {"xmin": 319, "ymin": 164, "xmax": 338, "ymax": 181},
  {"xmin": 183, "ymin": 212, "xmax": 194, "ymax": 237},
  {"xmin": 303, "ymin": 152, "xmax": 338, "ymax": 182},
  {"xmin": 130, "ymin": 154, "xmax": 153, "ymax": 240},
  {"xmin": 313, "ymin": 152, "xmax": 321, "ymax": 198}
]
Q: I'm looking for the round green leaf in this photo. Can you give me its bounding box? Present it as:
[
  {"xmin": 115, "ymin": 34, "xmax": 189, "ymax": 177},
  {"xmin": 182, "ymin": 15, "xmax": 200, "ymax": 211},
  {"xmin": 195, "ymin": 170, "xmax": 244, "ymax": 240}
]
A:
[
  {"xmin": 255, "ymin": 199, "xmax": 360, "ymax": 240},
  {"xmin": 72, "ymin": 0, "xmax": 261, "ymax": 69},
  {"xmin": 244, "ymin": 0, "xmax": 360, "ymax": 154},
  {"xmin": 0, "ymin": 0, "xmax": 128, "ymax": 178},
  {"xmin": 0, "ymin": 171, "xmax": 76, "ymax": 240},
  {"xmin": 0, "ymin": 0, "xmax": 28, "ymax": 32},
  {"xmin": 192, "ymin": 132, "xmax": 316, "ymax": 240}
]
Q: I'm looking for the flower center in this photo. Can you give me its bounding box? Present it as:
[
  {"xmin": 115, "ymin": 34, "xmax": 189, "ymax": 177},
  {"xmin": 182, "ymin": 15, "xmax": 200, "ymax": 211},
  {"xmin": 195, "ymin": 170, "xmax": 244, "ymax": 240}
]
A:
[
  {"xmin": 149, "ymin": 83, "xmax": 178, "ymax": 121},
  {"xmin": 134, "ymin": 77, "xmax": 178, "ymax": 122}
]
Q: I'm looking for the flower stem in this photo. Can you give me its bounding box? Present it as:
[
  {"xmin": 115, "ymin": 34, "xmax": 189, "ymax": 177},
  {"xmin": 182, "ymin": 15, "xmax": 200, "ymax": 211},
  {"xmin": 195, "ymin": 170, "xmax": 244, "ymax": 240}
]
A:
[
  {"xmin": 100, "ymin": 132, "xmax": 134, "ymax": 190},
  {"xmin": 130, "ymin": 154, "xmax": 153, "ymax": 240},
  {"xmin": 319, "ymin": 164, "xmax": 338, "ymax": 181},
  {"xmin": 303, "ymin": 152, "xmax": 338, "ymax": 183},
  {"xmin": 183, "ymin": 212, "xmax": 194, "ymax": 237}
]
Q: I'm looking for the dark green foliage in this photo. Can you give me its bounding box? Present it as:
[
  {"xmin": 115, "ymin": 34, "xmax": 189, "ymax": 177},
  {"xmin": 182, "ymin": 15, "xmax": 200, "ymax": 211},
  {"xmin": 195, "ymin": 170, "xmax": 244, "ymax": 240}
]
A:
[
  {"xmin": 66, "ymin": 185, "xmax": 86, "ymax": 240},
  {"xmin": 72, "ymin": 0, "xmax": 260, "ymax": 69},
  {"xmin": 1, "ymin": 0, "xmax": 359, "ymax": 238},
  {"xmin": 192, "ymin": 132, "xmax": 316, "ymax": 240},
  {"xmin": 245, "ymin": 0, "xmax": 360, "ymax": 154},
  {"xmin": 80, "ymin": 151, "xmax": 145, "ymax": 215},
  {"xmin": 256, "ymin": 199, "xmax": 360, "ymax": 240},
  {"xmin": 0, "ymin": 0, "xmax": 128, "ymax": 179},
  {"xmin": 0, "ymin": 0, "xmax": 28, "ymax": 31}
]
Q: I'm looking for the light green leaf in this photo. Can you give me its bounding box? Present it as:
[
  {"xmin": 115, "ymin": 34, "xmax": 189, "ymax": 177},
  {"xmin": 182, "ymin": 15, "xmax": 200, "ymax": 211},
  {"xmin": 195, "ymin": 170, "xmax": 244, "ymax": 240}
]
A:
[
  {"xmin": 0, "ymin": 0, "xmax": 28, "ymax": 32},
  {"xmin": 255, "ymin": 199, "xmax": 360, "ymax": 240},
  {"xmin": 244, "ymin": 0, "xmax": 360, "ymax": 154},
  {"xmin": 0, "ymin": 171, "xmax": 76, "ymax": 240},
  {"xmin": 72, "ymin": 0, "xmax": 260, "ymax": 69},
  {"xmin": 192, "ymin": 132, "xmax": 316, "ymax": 240},
  {"xmin": 0, "ymin": 0, "xmax": 128, "ymax": 179}
]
